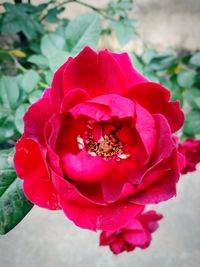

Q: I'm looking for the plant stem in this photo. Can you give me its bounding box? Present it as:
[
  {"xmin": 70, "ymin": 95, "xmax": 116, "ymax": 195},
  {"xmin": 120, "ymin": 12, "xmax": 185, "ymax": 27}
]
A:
[
  {"xmin": 56, "ymin": 0, "xmax": 107, "ymax": 15},
  {"xmin": 9, "ymin": 54, "xmax": 27, "ymax": 73},
  {"xmin": 73, "ymin": 0, "xmax": 106, "ymax": 12}
]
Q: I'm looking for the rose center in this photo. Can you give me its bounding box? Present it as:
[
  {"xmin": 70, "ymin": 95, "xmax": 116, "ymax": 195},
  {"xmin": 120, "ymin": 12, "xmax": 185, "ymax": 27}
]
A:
[
  {"xmin": 87, "ymin": 134, "xmax": 123, "ymax": 158},
  {"xmin": 76, "ymin": 121, "xmax": 130, "ymax": 161}
]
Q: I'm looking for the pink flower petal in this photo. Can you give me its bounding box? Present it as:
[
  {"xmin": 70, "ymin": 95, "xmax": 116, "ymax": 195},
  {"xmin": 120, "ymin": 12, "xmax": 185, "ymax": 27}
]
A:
[
  {"xmin": 24, "ymin": 97, "xmax": 53, "ymax": 144},
  {"xmin": 59, "ymin": 196, "xmax": 144, "ymax": 231},
  {"xmin": 111, "ymin": 52, "xmax": 148, "ymax": 87},
  {"xmin": 60, "ymin": 149, "xmax": 114, "ymax": 183},
  {"xmin": 50, "ymin": 57, "xmax": 73, "ymax": 111},
  {"xmin": 135, "ymin": 102, "xmax": 156, "ymax": 161},
  {"xmin": 129, "ymin": 82, "xmax": 184, "ymax": 132},
  {"xmin": 61, "ymin": 88, "xmax": 90, "ymax": 113},
  {"xmin": 62, "ymin": 47, "xmax": 127, "ymax": 97},
  {"xmin": 14, "ymin": 136, "xmax": 59, "ymax": 210}
]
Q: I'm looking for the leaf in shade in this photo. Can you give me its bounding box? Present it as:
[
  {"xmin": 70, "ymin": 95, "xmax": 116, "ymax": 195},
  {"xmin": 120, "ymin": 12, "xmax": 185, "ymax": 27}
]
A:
[
  {"xmin": 0, "ymin": 149, "xmax": 33, "ymax": 234},
  {"xmin": 190, "ymin": 52, "xmax": 200, "ymax": 67},
  {"xmin": 177, "ymin": 70, "xmax": 196, "ymax": 88},
  {"xmin": 65, "ymin": 12, "xmax": 101, "ymax": 55},
  {"xmin": 183, "ymin": 109, "xmax": 200, "ymax": 136},
  {"xmin": 21, "ymin": 70, "xmax": 39, "ymax": 93}
]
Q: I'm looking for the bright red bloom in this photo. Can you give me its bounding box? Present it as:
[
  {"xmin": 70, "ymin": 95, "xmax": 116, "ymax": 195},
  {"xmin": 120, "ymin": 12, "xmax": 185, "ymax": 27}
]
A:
[
  {"xmin": 99, "ymin": 210, "xmax": 163, "ymax": 254},
  {"xmin": 178, "ymin": 139, "xmax": 200, "ymax": 174},
  {"xmin": 14, "ymin": 47, "xmax": 184, "ymax": 231}
]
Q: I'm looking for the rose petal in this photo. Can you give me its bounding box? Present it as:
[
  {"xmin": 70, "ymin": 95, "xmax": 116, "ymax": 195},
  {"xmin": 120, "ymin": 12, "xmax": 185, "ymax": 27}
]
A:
[
  {"xmin": 135, "ymin": 102, "xmax": 156, "ymax": 161},
  {"xmin": 14, "ymin": 136, "xmax": 59, "ymax": 210},
  {"xmin": 63, "ymin": 47, "xmax": 127, "ymax": 97},
  {"xmin": 69, "ymin": 101, "xmax": 110, "ymax": 121},
  {"xmin": 124, "ymin": 230, "xmax": 150, "ymax": 247},
  {"xmin": 24, "ymin": 97, "xmax": 53, "ymax": 144},
  {"xmin": 59, "ymin": 196, "xmax": 144, "ymax": 231},
  {"xmin": 111, "ymin": 52, "xmax": 148, "ymax": 87},
  {"xmin": 88, "ymin": 94, "xmax": 135, "ymax": 119},
  {"xmin": 61, "ymin": 149, "xmax": 114, "ymax": 183},
  {"xmin": 50, "ymin": 57, "xmax": 73, "ymax": 111},
  {"xmin": 129, "ymin": 171, "xmax": 177, "ymax": 205},
  {"xmin": 129, "ymin": 82, "xmax": 184, "ymax": 132},
  {"xmin": 152, "ymin": 114, "xmax": 176, "ymax": 162},
  {"xmin": 61, "ymin": 88, "xmax": 90, "ymax": 113},
  {"xmin": 110, "ymin": 237, "xmax": 125, "ymax": 254}
]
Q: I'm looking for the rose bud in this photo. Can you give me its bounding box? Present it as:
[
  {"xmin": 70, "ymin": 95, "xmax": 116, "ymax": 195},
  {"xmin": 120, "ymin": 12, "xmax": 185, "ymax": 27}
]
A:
[
  {"xmin": 178, "ymin": 138, "xmax": 200, "ymax": 174},
  {"xmin": 99, "ymin": 209, "xmax": 163, "ymax": 254}
]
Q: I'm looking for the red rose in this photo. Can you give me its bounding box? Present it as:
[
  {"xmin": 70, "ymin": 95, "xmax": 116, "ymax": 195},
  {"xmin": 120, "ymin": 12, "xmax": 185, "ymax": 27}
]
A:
[
  {"xmin": 14, "ymin": 47, "xmax": 184, "ymax": 231},
  {"xmin": 99, "ymin": 209, "xmax": 163, "ymax": 254},
  {"xmin": 178, "ymin": 138, "xmax": 200, "ymax": 174}
]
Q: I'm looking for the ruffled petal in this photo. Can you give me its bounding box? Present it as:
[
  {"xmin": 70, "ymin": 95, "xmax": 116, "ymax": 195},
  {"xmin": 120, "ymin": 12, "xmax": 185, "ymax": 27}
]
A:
[
  {"xmin": 124, "ymin": 230, "xmax": 150, "ymax": 247},
  {"xmin": 62, "ymin": 47, "xmax": 127, "ymax": 97},
  {"xmin": 50, "ymin": 57, "xmax": 73, "ymax": 111},
  {"xmin": 110, "ymin": 237, "xmax": 125, "ymax": 254},
  {"xmin": 60, "ymin": 149, "xmax": 114, "ymax": 183},
  {"xmin": 88, "ymin": 94, "xmax": 135, "ymax": 119},
  {"xmin": 24, "ymin": 97, "xmax": 53, "ymax": 144},
  {"xmin": 14, "ymin": 136, "xmax": 59, "ymax": 210},
  {"xmin": 129, "ymin": 171, "xmax": 177, "ymax": 205},
  {"xmin": 129, "ymin": 82, "xmax": 184, "ymax": 132},
  {"xmin": 61, "ymin": 88, "xmax": 90, "ymax": 113},
  {"xmin": 135, "ymin": 102, "xmax": 156, "ymax": 161},
  {"xmin": 151, "ymin": 114, "xmax": 176, "ymax": 162},
  {"xmin": 59, "ymin": 196, "xmax": 144, "ymax": 231},
  {"xmin": 69, "ymin": 101, "xmax": 110, "ymax": 121},
  {"xmin": 111, "ymin": 51, "xmax": 148, "ymax": 87}
]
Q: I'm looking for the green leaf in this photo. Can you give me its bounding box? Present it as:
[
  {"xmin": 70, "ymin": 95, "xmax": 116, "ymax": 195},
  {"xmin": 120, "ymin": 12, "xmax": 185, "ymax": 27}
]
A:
[
  {"xmin": 0, "ymin": 149, "xmax": 33, "ymax": 234},
  {"xmin": 148, "ymin": 52, "xmax": 177, "ymax": 71},
  {"xmin": 0, "ymin": 149, "xmax": 16, "ymax": 197},
  {"xmin": 129, "ymin": 52, "xmax": 144, "ymax": 73},
  {"xmin": 143, "ymin": 67, "xmax": 160, "ymax": 83},
  {"xmin": 110, "ymin": 19, "xmax": 135, "ymax": 45},
  {"xmin": 21, "ymin": 70, "xmax": 39, "ymax": 93},
  {"xmin": 190, "ymin": 52, "xmax": 200, "ymax": 67},
  {"xmin": 44, "ymin": 8, "xmax": 59, "ymax": 23},
  {"xmin": 28, "ymin": 54, "xmax": 49, "ymax": 67},
  {"xmin": 65, "ymin": 12, "xmax": 101, "ymax": 55},
  {"xmin": 183, "ymin": 109, "xmax": 200, "ymax": 136},
  {"xmin": 48, "ymin": 51, "xmax": 69, "ymax": 72},
  {"xmin": 0, "ymin": 178, "xmax": 33, "ymax": 234},
  {"xmin": 14, "ymin": 104, "xmax": 29, "ymax": 134},
  {"xmin": 28, "ymin": 90, "xmax": 43, "ymax": 104},
  {"xmin": 41, "ymin": 33, "xmax": 65, "ymax": 58},
  {"xmin": 184, "ymin": 87, "xmax": 200, "ymax": 109},
  {"xmin": 44, "ymin": 70, "xmax": 53, "ymax": 85},
  {"xmin": 0, "ymin": 76, "xmax": 20, "ymax": 109},
  {"xmin": 0, "ymin": 115, "xmax": 15, "ymax": 144},
  {"xmin": 177, "ymin": 70, "xmax": 196, "ymax": 88},
  {"xmin": 143, "ymin": 48, "xmax": 157, "ymax": 64},
  {"xmin": 2, "ymin": 3, "xmax": 44, "ymax": 40}
]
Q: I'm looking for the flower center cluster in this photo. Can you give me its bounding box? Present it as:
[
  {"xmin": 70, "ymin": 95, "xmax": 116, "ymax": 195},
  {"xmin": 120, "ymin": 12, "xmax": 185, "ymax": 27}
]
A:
[
  {"xmin": 87, "ymin": 134, "xmax": 123, "ymax": 159},
  {"xmin": 76, "ymin": 121, "xmax": 130, "ymax": 161}
]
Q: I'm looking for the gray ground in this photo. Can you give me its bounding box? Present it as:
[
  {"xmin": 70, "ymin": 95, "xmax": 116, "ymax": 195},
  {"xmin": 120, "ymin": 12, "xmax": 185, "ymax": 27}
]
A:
[{"xmin": 0, "ymin": 169, "xmax": 200, "ymax": 267}]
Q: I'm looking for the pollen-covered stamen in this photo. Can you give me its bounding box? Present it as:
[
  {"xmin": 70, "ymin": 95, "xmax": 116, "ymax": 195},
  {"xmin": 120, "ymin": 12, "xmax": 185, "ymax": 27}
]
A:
[
  {"xmin": 88, "ymin": 134, "xmax": 123, "ymax": 158},
  {"xmin": 76, "ymin": 121, "xmax": 130, "ymax": 160},
  {"xmin": 87, "ymin": 133, "xmax": 130, "ymax": 160}
]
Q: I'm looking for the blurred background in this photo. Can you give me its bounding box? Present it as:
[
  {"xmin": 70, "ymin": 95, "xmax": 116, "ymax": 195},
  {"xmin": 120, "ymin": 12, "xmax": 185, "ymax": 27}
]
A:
[{"xmin": 0, "ymin": 0, "xmax": 200, "ymax": 266}]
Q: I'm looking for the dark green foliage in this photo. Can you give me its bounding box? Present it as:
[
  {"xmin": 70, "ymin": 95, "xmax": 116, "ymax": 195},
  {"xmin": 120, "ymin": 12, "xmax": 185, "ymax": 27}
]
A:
[{"xmin": 0, "ymin": 149, "xmax": 33, "ymax": 234}]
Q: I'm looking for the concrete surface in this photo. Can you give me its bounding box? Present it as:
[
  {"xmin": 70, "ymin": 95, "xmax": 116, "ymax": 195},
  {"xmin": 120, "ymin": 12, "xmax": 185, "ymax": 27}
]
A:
[{"xmin": 0, "ymin": 168, "xmax": 200, "ymax": 267}]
